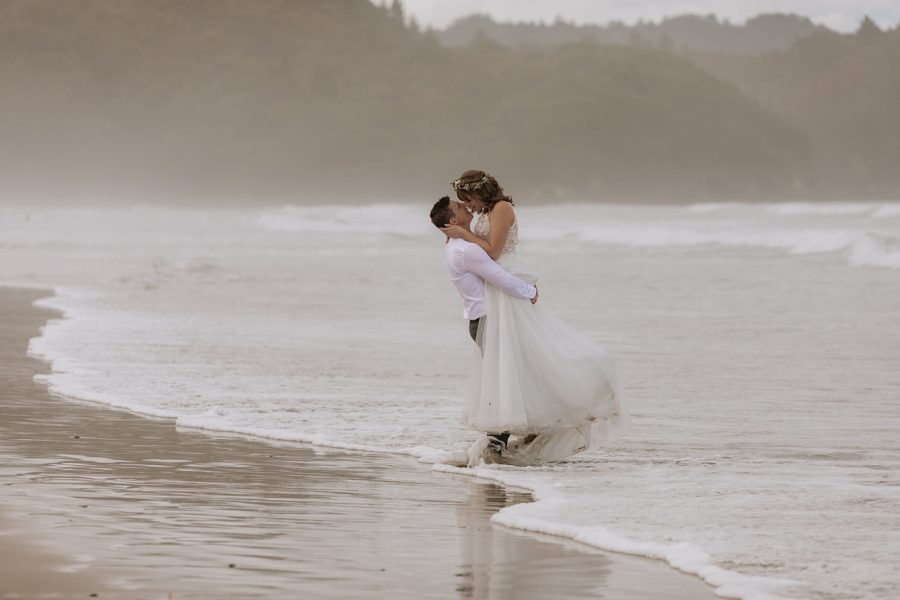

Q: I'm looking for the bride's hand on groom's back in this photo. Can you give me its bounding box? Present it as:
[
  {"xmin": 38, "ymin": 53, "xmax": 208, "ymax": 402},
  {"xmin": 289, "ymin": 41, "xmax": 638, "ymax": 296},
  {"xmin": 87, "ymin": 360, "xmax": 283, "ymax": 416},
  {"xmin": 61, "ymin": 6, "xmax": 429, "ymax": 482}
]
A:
[{"xmin": 531, "ymin": 285, "xmax": 539, "ymax": 305}]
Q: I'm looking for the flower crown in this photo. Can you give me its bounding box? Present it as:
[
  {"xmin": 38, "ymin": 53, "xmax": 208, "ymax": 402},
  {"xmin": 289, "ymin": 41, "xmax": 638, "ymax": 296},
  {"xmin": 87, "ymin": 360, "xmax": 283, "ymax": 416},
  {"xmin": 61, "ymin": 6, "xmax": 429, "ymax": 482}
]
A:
[{"xmin": 451, "ymin": 175, "xmax": 490, "ymax": 192}]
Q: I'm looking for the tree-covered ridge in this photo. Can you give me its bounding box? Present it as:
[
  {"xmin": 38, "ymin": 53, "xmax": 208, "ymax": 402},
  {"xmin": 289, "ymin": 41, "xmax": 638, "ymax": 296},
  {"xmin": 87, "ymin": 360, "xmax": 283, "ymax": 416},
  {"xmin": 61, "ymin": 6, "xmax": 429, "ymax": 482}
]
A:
[
  {"xmin": 1, "ymin": 0, "xmax": 886, "ymax": 203},
  {"xmin": 440, "ymin": 13, "xmax": 825, "ymax": 55},
  {"xmin": 685, "ymin": 19, "xmax": 900, "ymax": 197}
]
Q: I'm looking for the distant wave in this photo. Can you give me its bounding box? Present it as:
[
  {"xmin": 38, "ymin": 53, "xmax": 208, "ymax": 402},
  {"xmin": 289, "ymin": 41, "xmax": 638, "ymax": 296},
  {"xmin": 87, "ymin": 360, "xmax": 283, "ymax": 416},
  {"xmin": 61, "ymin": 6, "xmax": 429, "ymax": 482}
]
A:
[
  {"xmin": 256, "ymin": 204, "xmax": 430, "ymax": 237},
  {"xmin": 687, "ymin": 201, "xmax": 900, "ymax": 218},
  {"xmin": 686, "ymin": 202, "xmax": 743, "ymax": 213},
  {"xmin": 766, "ymin": 202, "xmax": 881, "ymax": 216},
  {"xmin": 846, "ymin": 233, "xmax": 900, "ymax": 268},
  {"xmin": 548, "ymin": 224, "xmax": 900, "ymax": 270},
  {"xmin": 258, "ymin": 204, "xmax": 900, "ymax": 270},
  {"xmin": 872, "ymin": 205, "xmax": 900, "ymax": 218}
]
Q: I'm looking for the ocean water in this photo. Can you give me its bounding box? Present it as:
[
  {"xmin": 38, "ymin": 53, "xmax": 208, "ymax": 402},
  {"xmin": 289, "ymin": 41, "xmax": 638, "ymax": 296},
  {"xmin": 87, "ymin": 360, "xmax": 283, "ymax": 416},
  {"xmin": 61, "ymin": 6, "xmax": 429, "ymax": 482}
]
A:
[{"xmin": 1, "ymin": 201, "xmax": 899, "ymax": 600}]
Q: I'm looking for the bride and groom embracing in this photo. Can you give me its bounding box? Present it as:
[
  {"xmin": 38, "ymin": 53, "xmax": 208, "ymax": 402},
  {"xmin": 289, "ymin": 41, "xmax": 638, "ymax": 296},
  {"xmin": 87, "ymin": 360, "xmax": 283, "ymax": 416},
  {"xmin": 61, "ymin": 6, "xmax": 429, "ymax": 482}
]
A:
[{"xmin": 430, "ymin": 170, "xmax": 628, "ymax": 467}]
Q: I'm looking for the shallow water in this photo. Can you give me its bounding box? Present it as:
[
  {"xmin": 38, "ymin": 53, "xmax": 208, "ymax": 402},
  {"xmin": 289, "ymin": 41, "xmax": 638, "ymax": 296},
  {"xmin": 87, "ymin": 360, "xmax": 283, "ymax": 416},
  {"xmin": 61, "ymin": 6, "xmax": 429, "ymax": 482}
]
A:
[
  {"xmin": 1, "ymin": 201, "xmax": 899, "ymax": 599},
  {"xmin": 0, "ymin": 287, "xmax": 714, "ymax": 599}
]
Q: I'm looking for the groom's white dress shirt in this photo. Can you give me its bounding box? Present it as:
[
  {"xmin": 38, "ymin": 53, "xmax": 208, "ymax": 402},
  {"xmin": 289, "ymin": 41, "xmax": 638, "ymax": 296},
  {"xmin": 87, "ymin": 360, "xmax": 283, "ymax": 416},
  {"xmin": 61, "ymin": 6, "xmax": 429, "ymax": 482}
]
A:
[{"xmin": 444, "ymin": 238, "xmax": 536, "ymax": 320}]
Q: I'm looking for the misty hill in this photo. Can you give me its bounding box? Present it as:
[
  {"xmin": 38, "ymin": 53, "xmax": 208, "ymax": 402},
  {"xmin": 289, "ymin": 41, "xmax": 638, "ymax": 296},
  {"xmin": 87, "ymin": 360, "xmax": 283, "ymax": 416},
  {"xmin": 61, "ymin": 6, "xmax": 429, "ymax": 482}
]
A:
[
  {"xmin": 1, "ymin": 0, "xmax": 809, "ymax": 204},
  {"xmin": 440, "ymin": 13, "xmax": 824, "ymax": 55},
  {"xmin": 685, "ymin": 19, "xmax": 900, "ymax": 198},
  {"xmin": 0, "ymin": 0, "xmax": 422, "ymax": 202}
]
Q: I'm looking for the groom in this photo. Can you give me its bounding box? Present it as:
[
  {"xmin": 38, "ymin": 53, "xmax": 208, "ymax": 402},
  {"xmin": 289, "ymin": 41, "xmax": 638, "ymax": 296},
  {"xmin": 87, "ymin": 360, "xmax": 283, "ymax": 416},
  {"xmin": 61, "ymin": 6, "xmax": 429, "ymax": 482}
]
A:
[{"xmin": 429, "ymin": 196, "xmax": 537, "ymax": 452}]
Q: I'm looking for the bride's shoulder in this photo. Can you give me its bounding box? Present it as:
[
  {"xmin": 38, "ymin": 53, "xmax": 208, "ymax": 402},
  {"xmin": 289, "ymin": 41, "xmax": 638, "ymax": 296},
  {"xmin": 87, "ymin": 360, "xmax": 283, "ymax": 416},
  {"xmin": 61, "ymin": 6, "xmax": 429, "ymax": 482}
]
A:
[{"xmin": 491, "ymin": 201, "xmax": 516, "ymax": 222}]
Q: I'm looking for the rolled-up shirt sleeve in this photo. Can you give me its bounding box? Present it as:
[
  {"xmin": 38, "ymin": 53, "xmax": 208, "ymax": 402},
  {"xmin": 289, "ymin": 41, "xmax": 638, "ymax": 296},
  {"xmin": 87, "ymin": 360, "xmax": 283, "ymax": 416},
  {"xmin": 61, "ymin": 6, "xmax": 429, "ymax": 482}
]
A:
[{"xmin": 461, "ymin": 245, "xmax": 536, "ymax": 300}]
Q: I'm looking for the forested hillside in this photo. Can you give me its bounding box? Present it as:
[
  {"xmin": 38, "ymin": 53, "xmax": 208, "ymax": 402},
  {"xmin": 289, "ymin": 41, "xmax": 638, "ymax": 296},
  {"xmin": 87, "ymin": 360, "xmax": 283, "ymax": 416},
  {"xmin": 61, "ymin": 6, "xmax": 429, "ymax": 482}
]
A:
[
  {"xmin": 0, "ymin": 1, "xmax": 821, "ymax": 203},
  {"xmin": 686, "ymin": 19, "xmax": 900, "ymax": 198},
  {"xmin": 441, "ymin": 10, "xmax": 900, "ymax": 200},
  {"xmin": 440, "ymin": 13, "xmax": 823, "ymax": 55}
]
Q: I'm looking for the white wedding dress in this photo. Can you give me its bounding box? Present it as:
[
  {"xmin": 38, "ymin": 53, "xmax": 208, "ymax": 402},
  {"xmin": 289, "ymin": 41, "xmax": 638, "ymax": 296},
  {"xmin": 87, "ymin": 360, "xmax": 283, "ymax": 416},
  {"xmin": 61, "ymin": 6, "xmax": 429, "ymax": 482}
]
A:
[{"xmin": 464, "ymin": 211, "xmax": 627, "ymax": 466}]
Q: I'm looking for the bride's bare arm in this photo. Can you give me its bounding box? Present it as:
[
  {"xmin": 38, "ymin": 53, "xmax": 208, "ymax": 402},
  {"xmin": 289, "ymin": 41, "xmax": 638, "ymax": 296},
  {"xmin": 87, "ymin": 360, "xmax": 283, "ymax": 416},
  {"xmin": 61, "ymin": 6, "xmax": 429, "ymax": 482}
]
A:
[{"xmin": 443, "ymin": 202, "xmax": 515, "ymax": 260}]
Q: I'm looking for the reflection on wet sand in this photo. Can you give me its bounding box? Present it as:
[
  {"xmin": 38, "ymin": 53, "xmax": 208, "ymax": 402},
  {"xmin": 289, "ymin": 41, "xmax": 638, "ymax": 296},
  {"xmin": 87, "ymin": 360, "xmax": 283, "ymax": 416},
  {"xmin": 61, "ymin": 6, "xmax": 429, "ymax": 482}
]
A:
[{"xmin": 455, "ymin": 482, "xmax": 614, "ymax": 599}]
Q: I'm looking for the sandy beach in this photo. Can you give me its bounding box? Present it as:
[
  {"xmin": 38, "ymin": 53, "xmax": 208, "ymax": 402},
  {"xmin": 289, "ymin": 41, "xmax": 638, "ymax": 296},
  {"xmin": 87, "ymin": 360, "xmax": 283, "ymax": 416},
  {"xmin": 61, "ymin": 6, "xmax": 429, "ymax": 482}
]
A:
[{"xmin": 0, "ymin": 286, "xmax": 718, "ymax": 598}]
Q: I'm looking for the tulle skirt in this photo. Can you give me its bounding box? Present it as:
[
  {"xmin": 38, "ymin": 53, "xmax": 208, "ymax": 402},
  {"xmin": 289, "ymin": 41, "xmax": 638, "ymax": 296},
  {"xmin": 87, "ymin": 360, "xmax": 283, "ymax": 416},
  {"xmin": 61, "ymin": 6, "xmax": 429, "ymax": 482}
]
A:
[{"xmin": 464, "ymin": 253, "xmax": 627, "ymax": 457}]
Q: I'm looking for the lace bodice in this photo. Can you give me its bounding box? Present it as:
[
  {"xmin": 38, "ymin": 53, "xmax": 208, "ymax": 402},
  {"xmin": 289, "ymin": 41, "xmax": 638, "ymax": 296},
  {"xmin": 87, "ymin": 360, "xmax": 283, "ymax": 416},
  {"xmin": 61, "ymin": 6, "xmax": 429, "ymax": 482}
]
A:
[{"xmin": 473, "ymin": 212, "xmax": 518, "ymax": 255}]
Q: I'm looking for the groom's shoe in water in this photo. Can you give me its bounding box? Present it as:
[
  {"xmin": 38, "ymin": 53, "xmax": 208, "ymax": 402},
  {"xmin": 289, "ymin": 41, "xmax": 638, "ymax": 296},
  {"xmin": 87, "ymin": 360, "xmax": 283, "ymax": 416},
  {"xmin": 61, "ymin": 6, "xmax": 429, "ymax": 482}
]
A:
[{"xmin": 487, "ymin": 432, "xmax": 510, "ymax": 452}]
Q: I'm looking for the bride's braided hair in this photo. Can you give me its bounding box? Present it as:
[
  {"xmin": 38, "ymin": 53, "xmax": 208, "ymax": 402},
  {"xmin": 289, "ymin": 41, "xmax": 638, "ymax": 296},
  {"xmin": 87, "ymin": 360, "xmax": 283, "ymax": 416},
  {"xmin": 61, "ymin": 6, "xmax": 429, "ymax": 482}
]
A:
[{"xmin": 451, "ymin": 170, "xmax": 513, "ymax": 213}]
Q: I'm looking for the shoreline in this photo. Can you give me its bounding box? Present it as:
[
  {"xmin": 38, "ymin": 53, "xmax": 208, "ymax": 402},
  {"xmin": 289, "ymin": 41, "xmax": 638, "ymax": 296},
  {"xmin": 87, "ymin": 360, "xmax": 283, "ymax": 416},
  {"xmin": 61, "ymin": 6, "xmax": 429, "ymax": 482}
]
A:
[{"xmin": 1, "ymin": 285, "xmax": 719, "ymax": 598}]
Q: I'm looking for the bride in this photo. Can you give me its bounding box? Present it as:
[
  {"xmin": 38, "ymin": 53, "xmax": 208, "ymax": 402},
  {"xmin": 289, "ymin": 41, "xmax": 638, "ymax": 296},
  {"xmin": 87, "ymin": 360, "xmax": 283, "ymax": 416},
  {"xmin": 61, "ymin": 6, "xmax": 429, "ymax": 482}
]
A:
[{"xmin": 442, "ymin": 170, "xmax": 627, "ymax": 465}]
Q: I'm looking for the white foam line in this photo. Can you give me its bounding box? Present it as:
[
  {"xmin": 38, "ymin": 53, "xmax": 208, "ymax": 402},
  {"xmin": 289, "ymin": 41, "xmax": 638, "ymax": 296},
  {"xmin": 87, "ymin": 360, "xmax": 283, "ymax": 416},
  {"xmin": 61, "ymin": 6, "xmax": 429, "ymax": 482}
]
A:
[
  {"xmin": 687, "ymin": 202, "xmax": 743, "ymax": 213},
  {"xmin": 765, "ymin": 202, "xmax": 878, "ymax": 216}
]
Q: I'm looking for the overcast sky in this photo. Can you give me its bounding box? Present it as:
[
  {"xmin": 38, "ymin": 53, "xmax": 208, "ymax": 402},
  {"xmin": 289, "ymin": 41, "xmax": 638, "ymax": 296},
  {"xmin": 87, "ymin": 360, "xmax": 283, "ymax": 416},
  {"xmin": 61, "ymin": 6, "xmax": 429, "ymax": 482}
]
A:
[{"xmin": 395, "ymin": 1, "xmax": 899, "ymax": 32}]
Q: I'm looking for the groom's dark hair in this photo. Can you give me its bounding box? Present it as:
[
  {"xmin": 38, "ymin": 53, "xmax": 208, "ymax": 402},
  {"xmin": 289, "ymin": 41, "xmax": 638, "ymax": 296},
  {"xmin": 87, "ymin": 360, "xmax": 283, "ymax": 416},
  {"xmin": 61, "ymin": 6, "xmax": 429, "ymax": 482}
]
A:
[{"xmin": 430, "ymin": 196, "xmax": 453, "ymax": 229}]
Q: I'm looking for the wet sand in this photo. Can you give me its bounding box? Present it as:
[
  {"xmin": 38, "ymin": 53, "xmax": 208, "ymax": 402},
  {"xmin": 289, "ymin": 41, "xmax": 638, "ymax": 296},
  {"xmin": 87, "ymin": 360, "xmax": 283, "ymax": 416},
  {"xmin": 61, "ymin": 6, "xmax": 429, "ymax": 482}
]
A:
[{"xmin": 0, "ymin": 286, "xmax": 718, "ymax": 599}]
